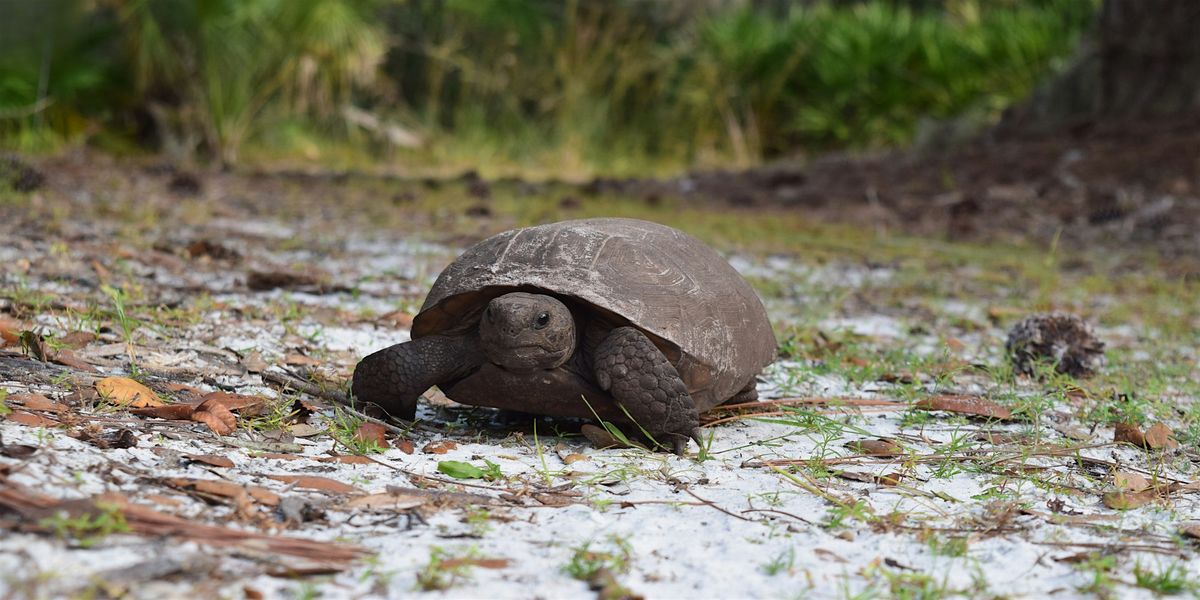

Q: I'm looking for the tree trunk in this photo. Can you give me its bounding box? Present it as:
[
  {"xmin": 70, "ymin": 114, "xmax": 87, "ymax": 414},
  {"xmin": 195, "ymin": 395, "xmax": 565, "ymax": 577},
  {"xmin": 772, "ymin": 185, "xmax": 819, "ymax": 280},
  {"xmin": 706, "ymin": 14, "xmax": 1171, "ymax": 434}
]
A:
[{"xmin": 1002, "ymin": 0, "xmax": 1200, "ymax": 132}]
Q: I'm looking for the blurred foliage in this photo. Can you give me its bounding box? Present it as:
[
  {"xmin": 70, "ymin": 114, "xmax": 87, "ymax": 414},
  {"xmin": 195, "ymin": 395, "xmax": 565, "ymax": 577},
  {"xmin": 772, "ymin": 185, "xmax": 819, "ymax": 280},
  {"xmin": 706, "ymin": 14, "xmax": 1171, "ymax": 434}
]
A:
[{"xmin": 0, "ymin": 0, "xmax": 1097, "ymax": 174}]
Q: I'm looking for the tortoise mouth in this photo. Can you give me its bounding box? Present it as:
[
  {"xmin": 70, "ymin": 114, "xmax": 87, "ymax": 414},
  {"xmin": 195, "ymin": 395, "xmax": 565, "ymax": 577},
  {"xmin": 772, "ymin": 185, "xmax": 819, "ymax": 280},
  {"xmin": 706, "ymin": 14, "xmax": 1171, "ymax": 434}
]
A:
[{"xmin": 488, "ymin": 344, "xmax": 572, "ymax": 371}]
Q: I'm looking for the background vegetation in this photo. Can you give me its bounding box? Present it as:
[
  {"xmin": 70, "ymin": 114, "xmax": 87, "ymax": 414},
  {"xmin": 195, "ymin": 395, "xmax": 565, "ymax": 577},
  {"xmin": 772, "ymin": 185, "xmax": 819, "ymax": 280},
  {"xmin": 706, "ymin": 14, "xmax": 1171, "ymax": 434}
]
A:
[{"xmin": 0, "ymin": 0, "xmax": 1097, "ymax": 176}]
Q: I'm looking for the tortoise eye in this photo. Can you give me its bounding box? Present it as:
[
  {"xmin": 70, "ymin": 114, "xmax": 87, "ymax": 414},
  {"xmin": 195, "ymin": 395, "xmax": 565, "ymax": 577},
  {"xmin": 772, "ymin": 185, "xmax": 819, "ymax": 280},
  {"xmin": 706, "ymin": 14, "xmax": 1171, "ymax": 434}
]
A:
[{"xmin": 534, "ymin": 312, "xmax": 550, "ymax": 328}]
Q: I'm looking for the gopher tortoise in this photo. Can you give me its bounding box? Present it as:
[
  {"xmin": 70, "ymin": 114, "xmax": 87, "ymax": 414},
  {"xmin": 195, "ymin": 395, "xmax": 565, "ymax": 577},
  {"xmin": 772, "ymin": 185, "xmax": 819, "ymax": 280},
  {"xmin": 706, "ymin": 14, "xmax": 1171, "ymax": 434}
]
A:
[{"xmin": 352, "ymin": 218, "xmax": 775, "ymax": 453}]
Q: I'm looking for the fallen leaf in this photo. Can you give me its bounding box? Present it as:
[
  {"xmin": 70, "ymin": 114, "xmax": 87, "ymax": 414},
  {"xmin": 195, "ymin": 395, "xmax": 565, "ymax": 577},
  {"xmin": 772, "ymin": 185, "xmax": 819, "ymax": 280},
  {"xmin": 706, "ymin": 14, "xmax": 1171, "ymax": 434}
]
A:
[
  {"xmin": 1143, "ymin": 423, "xmax": 1180, "ymax": 450},
  {"xmin": 50, "ymin": 349, "xmax": 96, "ymax": 372},
  {"xmin": 1113, "ymin": 471, "xmax": 1150, "ymax": 492},
  {"xmin": 268, "ymin": 475, "xmax": 362, "ymax": 495},
  {"xmin": 199, "ymin": 392, "xmax": 266, "ymax": 415},
  {"xmin": 9, "ymin": 393, "xmax": 66, "ymax": 413},
  {"xmin": 1114, "ymin": 422, "xmax": 1145, "ymax": 446},
  {"xmin": 132, "ymin": 404, "xmax": 197, "ymax": 420},
  {"xmin": 562, "ymin": 453, "xmax": 589, "ymax": 465},
  {"xmin": 1, "ymin": 443, "xmax": 38, "ymax": 458},
  {"xmin": 440, "ymin": 557, "xmax": 510, "ymax": 570},
  {"xmin": 1182, "ymin": 523, "xmax": 1200, "ymax": 540},
  {"xmin": 914, "ymin": 395, "xmax": 1013, "ymax": 420},
  {"xmin": 325, "ymin": 455, "xmax": 374, "ymax": 464},
  {"xmin": 0, "ymin": 316, "xmax": 23, "ymax": 346},
  {"xmin": 192, "ymin": 399, "xmax": 237, "ymax": 435},
  {"xmin": 186, "ymin": 454, "xmax": 235, "ymax": 468},
  {"xmin": 20, "ymin": 331, "xmax": 48, "ymax": 361},
  {"xmin": 96, "ymin": 377, "xmax": 166, "ymax": 408},
  {"xmin": 879, "ymin": 472, "xmax": 904, "ymax": 486},
  {"xmin": 241, "ymin": 351, "xmax": 268, "ymax": 373},
  {"xmin": 845, "ymin": 438, "xmax": 904, "ymax": 457},
  {"xmin": 345, "ymin": 492, "xmax": 427, "ymax": 511},
  {"xmin": 4, "ymin": 411, "xmax": 59, "ymax": 428},
  {"xmin": 167, "ymin": 478, "xmax": 280, "ymax": 507},
  {"xmin": 247, "ymin": 270, "xmax": 320, "ymax": 291},
  {"xmin": 395, "ymin": 439, "xmax": 415, "ymax": 454},
  {"xmin": 76, "ymin": 428, "xmax": 138, "ymax": 449},
  {"xmin": 423, "ymin": 440, "xmax": 457, "ymax": 454},
  {"xmin": 353, "ymin": 422, "xmax": 389, "ymax": 448},
  {"xmin": 59, "ymin": 331, "xmax": 98, "ymax": 349},
  {"xmin": 288, "ymin": 423, "xmax": 324, "ymax": 437},
  {"xmin": 1103, "ymin": 489, "xmax": 1157, "ymax": 510},
  {"xmin": 283, "ymin": 353, "xmax": 321, "ymax": 367}
]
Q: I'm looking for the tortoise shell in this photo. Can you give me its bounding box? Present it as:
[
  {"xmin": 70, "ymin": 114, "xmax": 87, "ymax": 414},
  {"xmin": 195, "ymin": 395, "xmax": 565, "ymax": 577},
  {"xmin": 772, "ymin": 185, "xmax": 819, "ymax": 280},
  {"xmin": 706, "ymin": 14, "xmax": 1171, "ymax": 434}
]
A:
[{"xmin": 412, "ymin": 218, "xmax": 775, "ymax": 411}]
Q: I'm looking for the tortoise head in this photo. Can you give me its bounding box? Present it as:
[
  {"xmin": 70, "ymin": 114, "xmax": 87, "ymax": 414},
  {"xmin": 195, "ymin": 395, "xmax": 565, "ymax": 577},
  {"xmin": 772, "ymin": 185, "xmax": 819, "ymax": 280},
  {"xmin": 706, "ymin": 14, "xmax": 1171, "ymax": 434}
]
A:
[{"xmin": 478, "ymin": 292, "xmax": 575, "ymax": 371}]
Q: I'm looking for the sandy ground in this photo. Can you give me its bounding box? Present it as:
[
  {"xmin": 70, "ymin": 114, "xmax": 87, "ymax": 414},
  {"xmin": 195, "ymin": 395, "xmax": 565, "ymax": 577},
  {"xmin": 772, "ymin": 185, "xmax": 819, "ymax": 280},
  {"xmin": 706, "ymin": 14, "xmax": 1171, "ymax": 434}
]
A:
[{"xmin": 1, "ymin": 161, "xmax": 1199, "ymax": 599}]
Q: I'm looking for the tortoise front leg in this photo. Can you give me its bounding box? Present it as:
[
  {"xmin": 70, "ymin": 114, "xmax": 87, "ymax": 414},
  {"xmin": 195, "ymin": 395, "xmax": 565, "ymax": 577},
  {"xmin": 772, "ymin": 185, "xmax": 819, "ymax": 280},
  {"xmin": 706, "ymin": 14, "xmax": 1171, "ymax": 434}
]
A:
[
  {"xmin": 352, "ymin": 335, "xmax": 483, "ymax": 420},
  {"xmin": 593, "ymin": 326, "xmax": 702, "ymax": 455}
]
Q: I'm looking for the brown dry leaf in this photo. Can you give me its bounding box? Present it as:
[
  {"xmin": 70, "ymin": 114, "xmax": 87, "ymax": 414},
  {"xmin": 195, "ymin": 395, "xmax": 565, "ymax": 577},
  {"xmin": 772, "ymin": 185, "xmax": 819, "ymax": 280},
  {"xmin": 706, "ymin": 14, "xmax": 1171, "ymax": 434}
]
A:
[
  {"xmin": 50, "ymin": 349, "xmax": 97, "ymax": 372},
  {"xmin": 352, "ymin": 422, "xmax": 389, "ymax": 448},
  {"xmin": 345, "ymin": 492, "xmax": 428, "ymax": 511},
  {"xmin": 1114, "ymin": 422, "xmax": 1146, "ymax": 446},
  {"xmin": 845, "ymin": 438, "xmax": 904, "ymax": 457},
  {"xmin": 132, "ymin": 404, "xmax": 197, "ymax": 420},
  {"xmin": 1182, "ymin": 523, "xmax": 1200, "ymax": 540},
  {"xmin": 562, "ymin": 453, "xmax": 589, "ymax": 465},
  {"xmin": 324, "ymin": 455, "xmax": 374, "ymax": 465},
  {"xmin": 199, "ymin": 392, "xmax": 266, "ymax": 416},
  {"xmin": 9, "ymin": 393, "xmax": 66, "ymax": 413},
  {"xmin": 1113, "ymin": 471, "xmax": 1150, "ymax": 492},
  {"xmin": 1103, "ymin": 489, "xmax": 1158, "ymax": 510},
  {"xmin": 1143, "ymin": 423, "xmax": 1180, "ymax": 450},
  {"xmin": 268, "ymin": 475, "xmax": 362, "ymax": 495},
  {"xmin": 284, "ymin": 353, "xmax": 321, "ymax": 367},
  {"xmin": 59, "ymin": 331, "xmax": 98, "ymax": 349},
  {"xmin": 914, "ymin": 395, "xmax": 1013, "ymax": 420},
  {"xmin": 0, "ymin": 316, "xmax": 23, "ymax": 346},
  {"xmin": 879, "ymin": 472, "xmax": 904, "ymax": 486},
  {"xmin": 186, "ymin": 454, "xmax": 236, "ymax": 468},
  {"xmin": 96, "ymin": 377, "xmax": 166, "ymax": 408},
  {"xmin": 395, "ymin": 439, "xmax": 415, "ymax": 454},
  {"xmin": 241, "ymin": 351, "xmax": 268, "ymax": 373},
  {"xmin": 192, "ymin": 400, "xmax": 237, "ymax": 435},
  {"xmin": 422, "ymin": 440, "xmax": 458, "ymax": 455},
  {"xmin": 289, "ymin": 423, "xmax": 324, "ymax": 437},
  {"xmin": 835, "ymin": 471, "xmax": 877, "ymax": 483},
  {"xmin": 5, "ymin": 411, "xmax": 60, "ymax": 428},
  {"xmin": 168, "ymin": 478, "xmax": 281, "ymax": 507}
]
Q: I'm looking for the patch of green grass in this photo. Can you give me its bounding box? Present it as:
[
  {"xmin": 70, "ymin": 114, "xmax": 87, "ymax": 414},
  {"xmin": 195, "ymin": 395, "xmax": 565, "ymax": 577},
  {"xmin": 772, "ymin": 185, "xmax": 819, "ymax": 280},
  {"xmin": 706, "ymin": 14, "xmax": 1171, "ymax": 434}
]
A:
[
  {"xmin": 760, "ymin": 547, "xmax": 795, "ymax": 576},
  {"xmin": 415, "ymin": 546, "xmax": 480, "ymax": 591},
  {"xmin": 39, "ymin": 502, "xmax": 130, "ymax": 548},
  {"xmin": 1073, "ymin": 554, "xmax": 1118, "ymax": 597},
  {"xmin": 1133, "ymin": 561, "xmax": 1199, "ymax": 596},
  {"xmin": 563, "ymin": 535, "xmax": 633, "ymax": 582},
  {"xmin": 925, "ymin": 535, "xmax": 969, "ymax": 558},
  {"xmin": 326, "ymin": 408, "xmax": 387, "ymax": 455}
]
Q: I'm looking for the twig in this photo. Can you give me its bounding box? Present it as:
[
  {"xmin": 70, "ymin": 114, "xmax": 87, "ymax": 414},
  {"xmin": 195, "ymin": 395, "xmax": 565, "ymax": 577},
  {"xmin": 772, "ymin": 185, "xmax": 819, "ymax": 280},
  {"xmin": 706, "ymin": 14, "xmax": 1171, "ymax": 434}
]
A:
[{"xmin": 681, "ymin": 488, "xmax": 754, "ymax": 522}]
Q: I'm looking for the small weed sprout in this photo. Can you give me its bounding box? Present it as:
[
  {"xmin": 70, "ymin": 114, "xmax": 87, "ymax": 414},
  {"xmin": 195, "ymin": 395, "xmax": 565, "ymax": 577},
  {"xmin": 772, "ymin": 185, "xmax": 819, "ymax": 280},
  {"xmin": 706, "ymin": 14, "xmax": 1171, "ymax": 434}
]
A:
[
  {"xmin": 102, "ymin": 285, "xmax": 141, "ymax": 374},
  {"xmin": 327, "ymin": 408, "xmax": 387, "ymax": 455},
  {"xmin": 1133, "ymin": 561, "xmax": 1198, "ymax": 596},
  {"xmin": 760, "ymin": 547, "xmax": 795, "ymax": 576},
  {"xmin": 415, "ymin": 546, "xmax": 478, "ymax": 591},
  {"xmin": 40, "ymin": 502, "xmax": 130, "ymax": 548},
  {"xmin": 563, "ymin": 535, "xmax": 633, "ymax": 581}
]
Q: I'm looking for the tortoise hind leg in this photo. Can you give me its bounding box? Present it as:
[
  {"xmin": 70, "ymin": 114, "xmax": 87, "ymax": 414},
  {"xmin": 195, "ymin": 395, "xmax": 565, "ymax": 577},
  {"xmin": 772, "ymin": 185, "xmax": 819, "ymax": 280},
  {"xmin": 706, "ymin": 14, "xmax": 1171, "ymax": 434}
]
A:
[
  {"xmin": 722, "ymin": 379, "xmax": 760, "ymax": 406},
  {"xmin": 593, "ymin": 326, "xmax": 701, "ymax": 455},
  {"xmin": 352, "ymin": 334, "xmax": 483, "ymax": 420}
]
